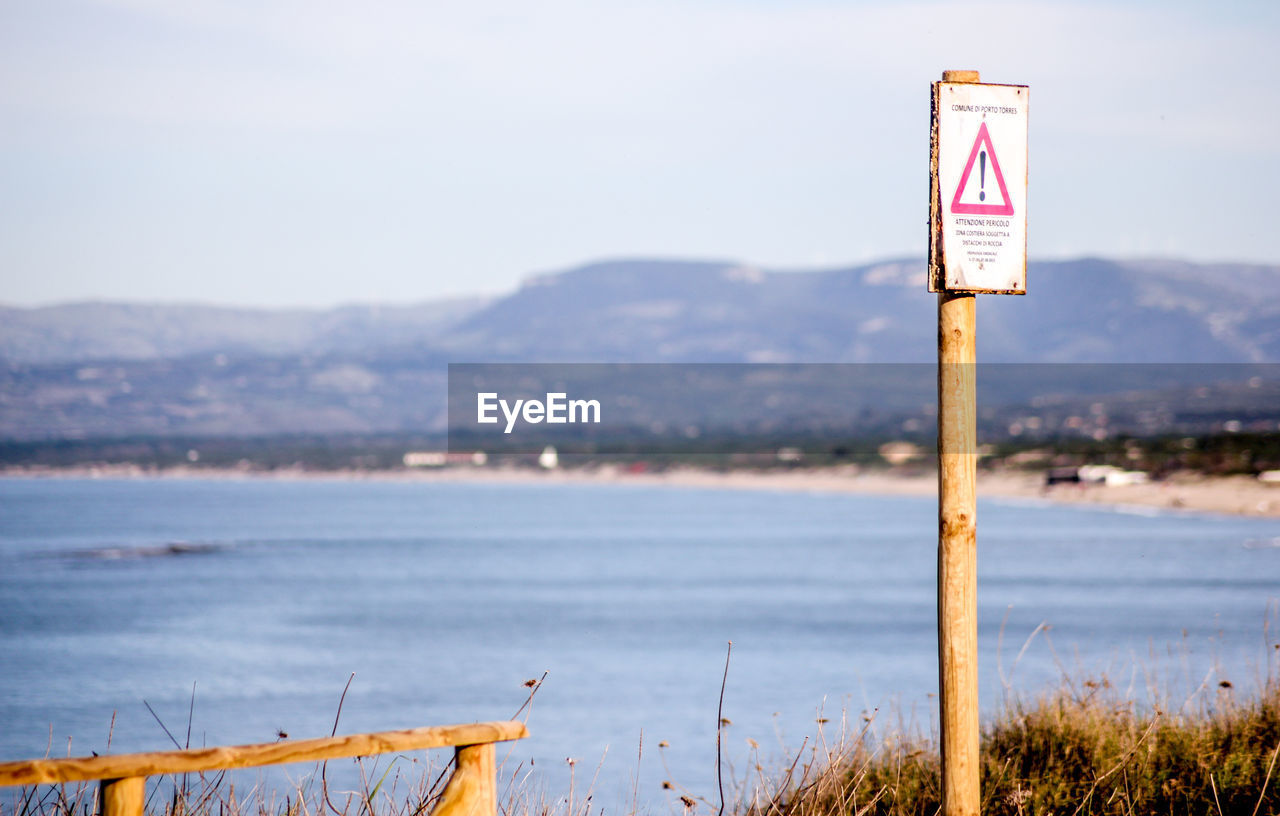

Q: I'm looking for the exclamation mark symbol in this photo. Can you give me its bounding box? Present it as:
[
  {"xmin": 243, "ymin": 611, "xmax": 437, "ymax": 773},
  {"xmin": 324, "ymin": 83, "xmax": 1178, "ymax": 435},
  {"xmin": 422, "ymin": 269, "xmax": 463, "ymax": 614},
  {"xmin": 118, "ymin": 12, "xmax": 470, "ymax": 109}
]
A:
[{"xmin": 979, "ymin": 151, "xmax": 987, "ymax": 202}]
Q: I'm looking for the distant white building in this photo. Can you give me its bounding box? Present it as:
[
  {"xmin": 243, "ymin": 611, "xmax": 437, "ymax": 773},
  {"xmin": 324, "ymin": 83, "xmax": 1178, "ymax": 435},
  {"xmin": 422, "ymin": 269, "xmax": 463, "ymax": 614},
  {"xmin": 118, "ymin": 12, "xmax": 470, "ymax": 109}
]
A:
[
  {"xmin": 538, "ymin": 446, "xmax": 558, "ymax": 470},
  {"xmin": 878, "ymin": 441, "xmax": 923, "ymax": 466},
  {"xmin": 403, "ymin": 451, "xmax": 487, "ymax": 468},
  {"xmin": 1077, "ymin": 464, "xmax": 1149, "ymax": 487}
]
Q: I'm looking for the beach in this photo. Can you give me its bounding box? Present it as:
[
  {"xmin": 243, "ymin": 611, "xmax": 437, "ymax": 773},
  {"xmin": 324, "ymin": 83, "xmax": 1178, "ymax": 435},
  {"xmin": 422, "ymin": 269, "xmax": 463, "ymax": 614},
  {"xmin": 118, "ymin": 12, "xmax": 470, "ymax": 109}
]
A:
[
  {"xmin": 6, "ymin": 463, "xmax": 1279, "ymax": 519},
  {"xmin": 503, "ymin": 466, "xmax": 1280, "ymax": 519}
]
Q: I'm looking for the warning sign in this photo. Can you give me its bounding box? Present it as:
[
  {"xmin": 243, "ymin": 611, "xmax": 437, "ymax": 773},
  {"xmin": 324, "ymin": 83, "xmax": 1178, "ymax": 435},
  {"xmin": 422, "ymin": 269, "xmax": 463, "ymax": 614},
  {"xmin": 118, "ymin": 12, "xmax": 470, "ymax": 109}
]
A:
[
  {"xmin": 929, "ymin": 81, "xmax": 1028, "ymax": 293},
  {"xmin": 950, "ymin": 123, "xmax": 1014, "ymax": 216}
]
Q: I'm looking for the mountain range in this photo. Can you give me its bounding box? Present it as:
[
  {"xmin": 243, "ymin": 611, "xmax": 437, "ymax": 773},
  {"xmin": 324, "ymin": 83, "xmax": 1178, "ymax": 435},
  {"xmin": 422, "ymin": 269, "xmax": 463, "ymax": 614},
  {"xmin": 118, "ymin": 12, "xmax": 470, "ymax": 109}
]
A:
[{"xmin": 2, "ymin": 257, "xmax": 1277, "ymax": 440}]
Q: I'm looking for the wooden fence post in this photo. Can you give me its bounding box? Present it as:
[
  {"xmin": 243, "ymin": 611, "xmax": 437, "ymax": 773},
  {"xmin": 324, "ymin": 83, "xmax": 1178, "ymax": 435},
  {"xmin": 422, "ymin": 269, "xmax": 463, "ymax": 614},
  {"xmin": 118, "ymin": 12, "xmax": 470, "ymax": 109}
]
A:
[
  {"xmin": 430, "ymin": 743, "xmax": 497, "ymax": 816},
  {"xmin": 98, "ymin": 776, "xmax": 145, "ymax": 816},
  {"xmin": 0, "ymin": 721, "xmax": 524, "ymax": 816}
]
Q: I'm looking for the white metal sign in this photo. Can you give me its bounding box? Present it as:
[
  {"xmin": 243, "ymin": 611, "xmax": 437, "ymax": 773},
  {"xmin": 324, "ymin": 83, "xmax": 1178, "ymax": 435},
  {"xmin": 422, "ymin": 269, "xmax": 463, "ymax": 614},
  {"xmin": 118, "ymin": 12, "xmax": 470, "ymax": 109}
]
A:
[{"xmin": 929, "ymin": 81, "xmax": 1028, "ymax": 294}]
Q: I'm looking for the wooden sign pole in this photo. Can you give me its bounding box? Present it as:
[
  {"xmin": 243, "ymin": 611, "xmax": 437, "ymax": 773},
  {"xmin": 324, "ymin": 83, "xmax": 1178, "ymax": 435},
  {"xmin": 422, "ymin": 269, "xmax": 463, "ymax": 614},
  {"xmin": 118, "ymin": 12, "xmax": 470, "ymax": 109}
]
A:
[{"xmin": 937, "ymin": 67, "xmax": 981, "ymax": 816}]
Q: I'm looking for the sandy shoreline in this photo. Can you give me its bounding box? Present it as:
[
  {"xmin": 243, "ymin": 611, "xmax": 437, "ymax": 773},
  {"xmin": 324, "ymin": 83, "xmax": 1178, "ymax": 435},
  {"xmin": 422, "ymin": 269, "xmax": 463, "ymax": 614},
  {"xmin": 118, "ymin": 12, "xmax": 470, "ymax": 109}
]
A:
[{"xmin": 5, "ymin": 462, "xmax": 1280, "ymax": 520}]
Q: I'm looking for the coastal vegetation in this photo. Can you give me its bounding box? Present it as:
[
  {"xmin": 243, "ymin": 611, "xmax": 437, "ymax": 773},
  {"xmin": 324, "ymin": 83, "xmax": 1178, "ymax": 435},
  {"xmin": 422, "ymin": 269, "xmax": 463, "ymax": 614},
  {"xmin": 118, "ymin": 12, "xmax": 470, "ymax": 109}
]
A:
[
  {"xmin": 742, "ymin": 672, "xmax": 1279, "ymax": 816},
  {"xmin": 7, "ymin": 664, "xmax": 1279, "ymax": 816},
  {"xmin": 4, "ymin": 430, "xmax": 1279, "ymax": 478}
]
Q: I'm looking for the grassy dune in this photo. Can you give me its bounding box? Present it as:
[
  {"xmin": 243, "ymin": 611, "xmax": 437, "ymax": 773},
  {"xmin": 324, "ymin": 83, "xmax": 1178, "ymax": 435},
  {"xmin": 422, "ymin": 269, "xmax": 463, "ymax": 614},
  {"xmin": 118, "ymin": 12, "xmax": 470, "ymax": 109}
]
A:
[
  {"xmin": 749, "ymin": 674, "xmax": 1279, "ymax": 816},
  {"xmin": 7, "ymin": 669, "xmax": 1280, "ymax": 816}
]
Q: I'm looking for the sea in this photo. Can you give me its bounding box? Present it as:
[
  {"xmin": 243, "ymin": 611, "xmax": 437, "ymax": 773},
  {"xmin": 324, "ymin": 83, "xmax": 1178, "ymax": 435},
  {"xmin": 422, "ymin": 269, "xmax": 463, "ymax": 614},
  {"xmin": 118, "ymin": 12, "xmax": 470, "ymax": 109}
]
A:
[{"xmin": 1, "ymin": 476, "xmax": 1277, "ymax": 810}]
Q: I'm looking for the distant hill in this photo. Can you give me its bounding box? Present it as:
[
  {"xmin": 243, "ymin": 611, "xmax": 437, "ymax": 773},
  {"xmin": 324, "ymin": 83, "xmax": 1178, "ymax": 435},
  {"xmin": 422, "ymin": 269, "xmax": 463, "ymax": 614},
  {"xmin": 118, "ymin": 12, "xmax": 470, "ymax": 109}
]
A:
[
  {"xmin": 5, "ymin": 258, "xmax": 1278, "ymax": 366},
  {"xmin": 1, "ymin": 257, "xmax": 1277, "ymax": 440},
  {"xmin": 436, "ymin": 257, "xmax": 1280, "ymax": 364},
  {"xmin": 0, "ymin": 297, "xmax": 489, "ymax": 364}
]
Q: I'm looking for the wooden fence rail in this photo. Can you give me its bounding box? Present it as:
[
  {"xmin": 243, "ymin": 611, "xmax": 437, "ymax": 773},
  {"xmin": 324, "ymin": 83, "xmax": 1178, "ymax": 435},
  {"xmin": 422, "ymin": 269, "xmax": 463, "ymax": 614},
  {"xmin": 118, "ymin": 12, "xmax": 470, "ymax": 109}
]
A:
[{"xmin": 0, "ymin": 720, "xmax": 529, "ymax": 816}]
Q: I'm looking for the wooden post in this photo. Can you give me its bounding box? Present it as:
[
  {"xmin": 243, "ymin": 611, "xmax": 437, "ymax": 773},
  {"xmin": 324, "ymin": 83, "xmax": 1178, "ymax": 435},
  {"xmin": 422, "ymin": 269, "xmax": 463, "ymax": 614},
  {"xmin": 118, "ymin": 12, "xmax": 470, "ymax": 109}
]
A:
[
  {"xmin": 937, "ymin": 68, "xmax": 981, "ymax": 816},
  {"xmin": 0, "ymin": 721, "xmax": 527, "ymax": 787},
  {"xmin": 0, "ymin": 722, "xmax": 525, "ymax": 816},
  {"xmin": 431, "ymin": 743, "xmax": 497, "ymax": 816},
  {"xmin": 98, "ymin": 776, "xmax": 144, "ymax": 816}
]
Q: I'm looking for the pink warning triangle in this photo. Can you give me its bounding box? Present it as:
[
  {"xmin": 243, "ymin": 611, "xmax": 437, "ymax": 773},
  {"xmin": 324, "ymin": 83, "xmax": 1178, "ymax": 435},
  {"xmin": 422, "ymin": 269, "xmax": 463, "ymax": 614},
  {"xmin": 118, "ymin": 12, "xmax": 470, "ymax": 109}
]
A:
[{"xmin": 949, "ymin": 122, "xmax": 1014, "ymax": 216}]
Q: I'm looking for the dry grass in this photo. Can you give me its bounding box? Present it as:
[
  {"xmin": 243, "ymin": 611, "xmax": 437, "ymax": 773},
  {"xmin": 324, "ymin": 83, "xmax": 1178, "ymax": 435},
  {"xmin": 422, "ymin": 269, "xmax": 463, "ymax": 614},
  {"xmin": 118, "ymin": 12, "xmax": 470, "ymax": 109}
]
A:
[
  {"xmin": 739, "ymin": 667, "xmax": 1280, "ymax": 816},
  {"xmin": 7, "ymin": 661, "xmax": 1280, "ymax": 816}
]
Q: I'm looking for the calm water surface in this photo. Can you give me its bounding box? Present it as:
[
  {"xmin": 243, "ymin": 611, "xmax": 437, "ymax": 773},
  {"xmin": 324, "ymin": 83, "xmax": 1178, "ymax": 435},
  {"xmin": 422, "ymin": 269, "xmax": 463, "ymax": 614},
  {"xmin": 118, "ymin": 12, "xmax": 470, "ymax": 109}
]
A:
[{"xmin": 1, "ymin": 477, "xmax": 1277, "ymax": 807}]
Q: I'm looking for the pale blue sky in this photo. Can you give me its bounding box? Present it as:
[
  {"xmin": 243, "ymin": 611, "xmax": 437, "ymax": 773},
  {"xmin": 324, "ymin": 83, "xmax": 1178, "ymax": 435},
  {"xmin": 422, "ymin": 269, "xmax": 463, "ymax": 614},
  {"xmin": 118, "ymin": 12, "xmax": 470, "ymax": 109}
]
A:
[{"xmin": 1, "ymin": 0, "xmax": 1277, "ymax": 307}]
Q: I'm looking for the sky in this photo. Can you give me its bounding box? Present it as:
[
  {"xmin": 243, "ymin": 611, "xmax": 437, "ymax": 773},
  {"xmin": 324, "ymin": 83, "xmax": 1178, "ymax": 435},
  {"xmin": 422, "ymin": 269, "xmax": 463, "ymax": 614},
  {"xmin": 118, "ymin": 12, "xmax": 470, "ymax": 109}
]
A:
[{"xmin": 1, "ymin": 0, "xmax": 1277, "ymax": 308}]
